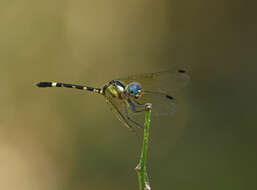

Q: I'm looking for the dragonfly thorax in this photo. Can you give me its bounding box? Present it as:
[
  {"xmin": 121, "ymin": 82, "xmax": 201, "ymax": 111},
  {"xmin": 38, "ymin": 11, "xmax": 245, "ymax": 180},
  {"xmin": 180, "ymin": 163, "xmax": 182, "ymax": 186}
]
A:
[
  {"xmin": 103, "ymin": 80, "xmax": 126, "ymax": 99},
  {"xmin": 125, "ymin": 82, "xmax": 143, "ymax": 99}
]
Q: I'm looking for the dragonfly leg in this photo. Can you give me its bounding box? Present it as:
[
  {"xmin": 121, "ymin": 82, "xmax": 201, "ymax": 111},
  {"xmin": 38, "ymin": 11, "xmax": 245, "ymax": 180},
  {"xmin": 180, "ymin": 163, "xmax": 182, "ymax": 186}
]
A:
[
  {"xmin": 105, "ymin": 99, "xmax": 137, "ymax": 131},
  {"xmin": 133, "ymin": 100, "xmax": 145, "ymax": 106},
  {"xmin": 128, "ymin": 99, "xmax": 145, "ymax": 113},
  {"xmin": 124, "ymin": 106, "xmax": 144, "ymax": 129}
]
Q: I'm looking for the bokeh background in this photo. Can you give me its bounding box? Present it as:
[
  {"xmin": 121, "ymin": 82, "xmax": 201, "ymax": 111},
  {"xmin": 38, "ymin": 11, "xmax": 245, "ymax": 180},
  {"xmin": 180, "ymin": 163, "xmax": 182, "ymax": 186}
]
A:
[{"xmin": 0, "ymin": 0, "xmax": 256, "ymax": 189}]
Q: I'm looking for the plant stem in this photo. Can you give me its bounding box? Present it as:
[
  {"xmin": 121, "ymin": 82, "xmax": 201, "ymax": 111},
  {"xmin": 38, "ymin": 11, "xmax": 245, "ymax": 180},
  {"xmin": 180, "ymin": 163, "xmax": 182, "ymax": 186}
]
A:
[{"xmin": 135, "ymin": 103, "xmax": 152, "ymax": 190}]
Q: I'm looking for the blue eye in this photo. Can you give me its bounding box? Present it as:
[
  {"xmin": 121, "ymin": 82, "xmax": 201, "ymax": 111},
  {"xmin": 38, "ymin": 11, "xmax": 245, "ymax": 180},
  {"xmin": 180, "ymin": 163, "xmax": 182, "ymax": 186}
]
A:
[
  {"xmin": 126, "ymin": 82, "xmax": 142, "ymax": 98},
  {"xmin": 130, "ymin": 88, "xmax": 136, "ymax": 94}
]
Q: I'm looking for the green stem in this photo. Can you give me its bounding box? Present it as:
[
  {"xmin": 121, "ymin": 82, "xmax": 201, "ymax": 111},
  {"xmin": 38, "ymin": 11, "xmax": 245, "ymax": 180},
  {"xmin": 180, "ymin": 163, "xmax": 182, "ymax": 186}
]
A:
[{"xmin": 135, "ymin": 103, "xmax": 152, "ymax": 190}]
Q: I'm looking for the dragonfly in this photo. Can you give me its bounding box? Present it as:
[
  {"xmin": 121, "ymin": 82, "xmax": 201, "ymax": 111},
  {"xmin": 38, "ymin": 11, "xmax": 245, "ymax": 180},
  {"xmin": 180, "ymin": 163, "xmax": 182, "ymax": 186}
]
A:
[{"xmin": 36, "ymin": 69, "xmax": 189, "ymax": 130}]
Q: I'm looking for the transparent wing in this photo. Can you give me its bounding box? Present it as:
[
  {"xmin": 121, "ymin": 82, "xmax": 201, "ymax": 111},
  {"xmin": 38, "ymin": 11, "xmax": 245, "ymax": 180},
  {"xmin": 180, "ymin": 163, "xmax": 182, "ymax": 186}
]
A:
[
  {"xmin": 105, "ymin": 96, "xmax": 145, "ymax": 130},
  {"xmin": 132, "ymin": 91, "xmax": 177, "ymax": 116},
  {"xmin": 116, "ymin": 68, "xmax": 190, "ymax": 95},
  {"xmin": 105, "ymin": 68, "xmax": 190, "ymax": 129},
  {"xmin": 105, "ymin": 91, "xmax": 178, "ymax": 128}
]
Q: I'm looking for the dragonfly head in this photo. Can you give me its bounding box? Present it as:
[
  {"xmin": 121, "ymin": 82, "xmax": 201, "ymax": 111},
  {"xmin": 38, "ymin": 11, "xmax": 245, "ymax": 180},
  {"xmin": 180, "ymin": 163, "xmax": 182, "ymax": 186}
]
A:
[{"xmin": 125, "ymin": 82, "xmax": 143, "ymax": 99}]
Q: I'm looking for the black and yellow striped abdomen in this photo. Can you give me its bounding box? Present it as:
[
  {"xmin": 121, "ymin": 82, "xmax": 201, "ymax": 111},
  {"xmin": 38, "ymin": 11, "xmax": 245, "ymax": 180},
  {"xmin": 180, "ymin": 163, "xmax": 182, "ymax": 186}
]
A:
[{"xmin": 36, "ymin": 82, "xmax": 103, "ymax": 94}]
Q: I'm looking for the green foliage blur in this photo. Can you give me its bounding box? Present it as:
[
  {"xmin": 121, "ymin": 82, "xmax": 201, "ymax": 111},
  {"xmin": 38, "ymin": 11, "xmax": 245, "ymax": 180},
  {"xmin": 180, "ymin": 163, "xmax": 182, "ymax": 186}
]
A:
[{"xmin": 0, "ymin": 0, "xmax": 256, "ymax": 190}]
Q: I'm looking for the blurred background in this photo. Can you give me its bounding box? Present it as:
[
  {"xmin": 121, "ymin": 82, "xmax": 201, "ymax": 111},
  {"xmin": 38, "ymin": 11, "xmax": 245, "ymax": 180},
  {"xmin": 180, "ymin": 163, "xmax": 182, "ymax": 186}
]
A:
[{"xmin": 0, "ymin": 0, "xmax": 256, "ymax": 189}]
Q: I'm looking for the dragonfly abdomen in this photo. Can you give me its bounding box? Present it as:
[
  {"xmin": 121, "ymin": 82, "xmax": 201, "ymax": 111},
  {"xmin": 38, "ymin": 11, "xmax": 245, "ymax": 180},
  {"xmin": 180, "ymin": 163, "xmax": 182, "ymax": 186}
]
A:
[{"xmin": 36, "ymin": 82, "xmax": 103, "ymax": 94}]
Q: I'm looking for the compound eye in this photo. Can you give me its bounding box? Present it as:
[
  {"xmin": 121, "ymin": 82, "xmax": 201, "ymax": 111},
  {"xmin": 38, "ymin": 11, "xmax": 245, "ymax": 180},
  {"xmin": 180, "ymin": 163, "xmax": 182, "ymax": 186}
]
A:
[
  {"xmin": 127, "ymin": 82, "xmax": 142, "ymax": 97},
  {"xmin": 132, "ymin": 90, "xmax": 137, "ymax": 96}
]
